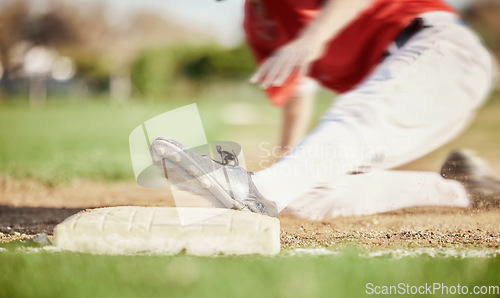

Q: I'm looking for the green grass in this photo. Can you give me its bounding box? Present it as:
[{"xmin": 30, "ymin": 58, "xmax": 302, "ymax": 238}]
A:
[
  {"xmin": 0, "ymin": 246, "xmax": 499, "ymax": 298},
  {"xmin": 1, "ymin": 90, "xmax": 500, "ymax": 298},
  {"xmin": 0, "ymin": 100, "xmax": 142, "ymax": 184},
  {"xmin": 1, "ymin": 86, "xmax": 498, "ymax": 186},
  {"xmin": 0, "ymin": 85, "xmax": 333, "ymax": 185}
]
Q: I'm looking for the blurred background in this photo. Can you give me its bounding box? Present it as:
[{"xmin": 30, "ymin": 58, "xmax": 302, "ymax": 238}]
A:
[
  {"xmin": 0, "ymin": 0, "xmax": 252, "ymax": 104},
  {"xmin": 0, "ymin": 0, "xmax": 499, "ymax": 199}
]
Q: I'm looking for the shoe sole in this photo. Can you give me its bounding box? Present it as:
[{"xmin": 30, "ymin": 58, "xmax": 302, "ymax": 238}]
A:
[
  {"xmin": 441, "ymin": 150, "xmax": 500, "ymax": 209},
  {"xmin": 151, "ymin": 138, "xmax": 238, "ymax": 209}
]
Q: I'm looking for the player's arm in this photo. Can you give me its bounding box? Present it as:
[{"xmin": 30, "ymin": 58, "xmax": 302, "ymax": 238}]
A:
[
  {"xmin": 250, "ymin": 0, "xmax": 373, "ymax": 88},
  {"xmin": 279, "ymin": 89, "xmax": 315, "ymax": 158}
]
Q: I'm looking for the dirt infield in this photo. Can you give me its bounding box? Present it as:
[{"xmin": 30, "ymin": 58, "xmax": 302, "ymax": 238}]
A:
[
  {"xmin": 280, "ymin": 208, "xmax": 500, "ymax": 249},
  {"xmin": 1, "ymin": 178, "xmax": 499, "ymax": 250}
]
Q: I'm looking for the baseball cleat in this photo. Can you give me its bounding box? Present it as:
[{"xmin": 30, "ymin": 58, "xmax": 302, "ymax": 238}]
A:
[
  {"xmin": 150, "ymin": 137, "xmax": 278, "ymax": 217},
  {"xmin": 441, "ymin": 150, "xmax": 500, "ymax": 209}
]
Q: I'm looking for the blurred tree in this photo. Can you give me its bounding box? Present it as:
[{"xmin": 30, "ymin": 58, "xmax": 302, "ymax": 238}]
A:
[
  {"xmin": 0, "ymin": 0, "xmax": 28, "ymax": 89},
  {"xmin": 0, "ymin": 0, "xmax": 82, "ymax": 100},
  {"xmin": 24, "ymin": 5, "xmax": 80, "ymax": 47},
  {"xmin": 130, "ymin": 46, "xmax": 181, "ymax": 97},
  {"xmin": 464, "ymin": 0, "xmax": 500, "ymax": 89},
  {"xmin": 0, "ymin": 0, "xmax": 246, "ymax": 101},
  {"xmin": 465, "ymin": 1, "xmax": 500, "ymax": 52},
  {"xmin": 131, "ymin": 44, "xmax": 255, "ymax": 97},
  {"xmin": 181, "ymin": 45, "xmax": 255, "ymax": 80},
  {"xmin": 107, "ymin": 11, "xmax": 214, "ymax": 101}
]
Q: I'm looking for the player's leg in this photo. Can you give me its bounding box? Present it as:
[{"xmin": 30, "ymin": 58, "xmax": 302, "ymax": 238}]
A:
[
  {"xmin": 282, "ymin": 170, "xmax": 470, "ymax": 220},
  {"xmin": 278, "ymin": 78, "xmax": 317, "ymax": 158},
  {"xmin": 149, "ymin": 13, "xmax": 493, "ymax": 217},
  {"xmin": 284, "ymin": 149, "xmax": 500, "ymax": 220},
  {"xmin": 251, "ymin": 12, "xmax": 494, "ymax": 212}
]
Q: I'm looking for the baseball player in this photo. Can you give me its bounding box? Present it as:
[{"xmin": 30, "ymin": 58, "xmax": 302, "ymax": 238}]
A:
[{"xmin": 150, "ymin": 0, "xmax": 498, "ymax": 219}]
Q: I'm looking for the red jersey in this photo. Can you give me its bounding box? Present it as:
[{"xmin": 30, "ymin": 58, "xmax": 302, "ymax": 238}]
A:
[{"xmin": 244, "ymin": 0, "xmax": 456, "ymax": 105}]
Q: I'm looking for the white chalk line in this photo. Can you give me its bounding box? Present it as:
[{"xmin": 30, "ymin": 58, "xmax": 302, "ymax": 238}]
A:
[{"xmin": 4, "ymin": 245, "xmax": 500, "ymax": 258}]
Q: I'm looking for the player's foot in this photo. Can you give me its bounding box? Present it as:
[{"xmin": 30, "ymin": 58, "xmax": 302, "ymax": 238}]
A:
[
  {"xmin": 441, "ymin": 150, "xmax": 500, "ymax": 209},
  {"xmin": 150, "ymin": 137, "xmax": 278, "ymax": 217}
]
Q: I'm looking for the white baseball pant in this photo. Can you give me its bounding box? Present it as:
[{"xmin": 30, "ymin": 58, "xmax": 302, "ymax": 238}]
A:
[{"xmin": 251, "ymin": 11, "xmax": 494, "ymax": 219}]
